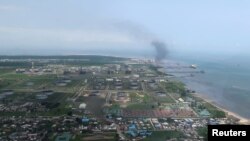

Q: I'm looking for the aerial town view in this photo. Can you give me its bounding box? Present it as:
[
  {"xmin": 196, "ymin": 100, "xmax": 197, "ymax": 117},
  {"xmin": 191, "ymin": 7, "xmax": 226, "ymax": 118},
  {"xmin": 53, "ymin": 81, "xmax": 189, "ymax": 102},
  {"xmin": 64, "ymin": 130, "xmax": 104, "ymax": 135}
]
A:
[
  {"xmin": 1, "ymin": 1, "xmax": 250, "ymax": 141},
  {"xmin": 0, "ymin": 55, "xmax": 244, "ymax": 141}
]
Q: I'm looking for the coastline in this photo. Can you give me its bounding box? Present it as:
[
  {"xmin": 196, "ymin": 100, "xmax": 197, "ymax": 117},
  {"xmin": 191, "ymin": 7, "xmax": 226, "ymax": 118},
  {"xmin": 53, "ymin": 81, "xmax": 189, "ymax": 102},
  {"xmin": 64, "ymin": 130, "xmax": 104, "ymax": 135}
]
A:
[{"xmin": 192, "ymin": 92, "xmax": 250, "ymax": 124}]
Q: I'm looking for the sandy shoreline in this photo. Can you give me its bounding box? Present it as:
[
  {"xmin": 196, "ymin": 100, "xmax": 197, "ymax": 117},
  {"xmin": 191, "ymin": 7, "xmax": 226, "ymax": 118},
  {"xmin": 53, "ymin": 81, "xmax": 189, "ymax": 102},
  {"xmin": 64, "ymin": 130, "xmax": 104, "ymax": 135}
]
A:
[{"xmin": 192, "ymin": 93, "xmax": 250, "ymax": 124}]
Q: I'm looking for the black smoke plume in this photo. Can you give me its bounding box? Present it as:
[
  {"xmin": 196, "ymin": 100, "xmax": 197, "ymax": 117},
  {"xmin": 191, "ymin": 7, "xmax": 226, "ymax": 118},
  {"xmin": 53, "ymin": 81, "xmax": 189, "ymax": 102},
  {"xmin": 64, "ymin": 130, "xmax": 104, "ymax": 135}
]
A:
[
  {"xmin": 151, "ymin": 40, "xmax": 168, "ymax": 62},
  {"xmin": 112, "ymin": 21, "xmax": 169, "ymax": 61}
]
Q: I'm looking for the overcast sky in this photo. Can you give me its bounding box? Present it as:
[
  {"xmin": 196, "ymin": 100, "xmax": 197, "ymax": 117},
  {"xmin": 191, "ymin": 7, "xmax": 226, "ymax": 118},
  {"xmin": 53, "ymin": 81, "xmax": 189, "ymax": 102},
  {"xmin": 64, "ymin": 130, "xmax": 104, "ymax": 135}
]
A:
[{"xmin": 0, "ymin": 0, "xmax": 250, "ymax": 57}]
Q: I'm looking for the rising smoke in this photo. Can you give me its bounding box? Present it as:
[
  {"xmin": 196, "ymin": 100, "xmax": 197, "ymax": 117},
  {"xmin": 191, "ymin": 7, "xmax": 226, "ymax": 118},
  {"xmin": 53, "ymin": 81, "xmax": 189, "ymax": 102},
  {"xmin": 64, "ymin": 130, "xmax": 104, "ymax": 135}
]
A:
[
  {"xmin": 151, "ymin": 41, "xmax": 168, "ymax": 62},
  {"xmin": 112, "ymin": 21, "xmax": 168, "ymax": 62}
]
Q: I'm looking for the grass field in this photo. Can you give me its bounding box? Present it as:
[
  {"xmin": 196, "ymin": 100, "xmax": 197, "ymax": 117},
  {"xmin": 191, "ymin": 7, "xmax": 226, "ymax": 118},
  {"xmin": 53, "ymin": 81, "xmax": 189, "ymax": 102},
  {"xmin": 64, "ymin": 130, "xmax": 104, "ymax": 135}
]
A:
[
  {"xmin": 153, "ymin": 94, "xmax": 175, "ymax": 103},
  {"xmin": 126, "ymin": 103, "xmax": 156, "ymax": 110},
  {"xmin": 71, "ymin": 132, "xmax": 117, "ymax": 141},
  {"xmin": 197, "ymin": 127, "xmax": 208, "ymax": 141},
  {"xmin": 143, "ymin": 130, "xmax": 185, "ymax": 141},
  {"xmin": 192, "ymin": 95, "xmax": 226, "ymax": 118},
  {"xmin": 202, "ymin": 102, "xmax": 226, "ymax": 118}
]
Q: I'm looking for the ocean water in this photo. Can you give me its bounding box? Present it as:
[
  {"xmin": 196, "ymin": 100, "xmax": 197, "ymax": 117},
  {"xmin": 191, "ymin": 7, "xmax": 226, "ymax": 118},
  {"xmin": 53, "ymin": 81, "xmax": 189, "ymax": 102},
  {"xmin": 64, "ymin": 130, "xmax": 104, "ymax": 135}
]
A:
[{"xmin": 167, "ymin": 54, "xmax": 250, "ymax": 119}]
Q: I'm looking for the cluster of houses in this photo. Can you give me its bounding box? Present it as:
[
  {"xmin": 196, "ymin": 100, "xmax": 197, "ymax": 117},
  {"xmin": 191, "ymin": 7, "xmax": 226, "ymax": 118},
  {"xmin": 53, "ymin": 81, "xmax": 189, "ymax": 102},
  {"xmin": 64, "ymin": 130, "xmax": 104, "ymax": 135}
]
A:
[
  {"xmin": 36, "ymin": 90, "xmax": 54, "ymax": 100},
  {"xmin": 0, "ymin": 90, "xmax": 14, "ymax": 100},
  {"xmin": 55, "ymin": 78, "xmax": 72, "ymax": 87},
  {"xmin": 0, "ymin": 111, "xmax": 236, "ymax": 141},
  {"xmin": 113, "ymin": 92, "xmax": 130, "ymax": 103},
  {"xmin": 16, "ymin": 68, "xmax": 53, "ymax": 74},
  {"xmin": 0, "ymin": 117, "xmax": 52, "ymax": 141},
  {"xmin": 0, "ymin": 102, "xmax": 47, "ymax": 113}
]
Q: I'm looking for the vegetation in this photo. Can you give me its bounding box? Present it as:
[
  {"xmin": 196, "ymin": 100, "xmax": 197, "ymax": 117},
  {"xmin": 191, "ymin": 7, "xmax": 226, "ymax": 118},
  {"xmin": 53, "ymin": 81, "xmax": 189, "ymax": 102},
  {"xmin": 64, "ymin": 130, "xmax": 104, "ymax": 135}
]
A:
[
  {"xmin": 126, "ymin": 103, "xmax": 156, "ymax": 110},
  {"xmin": 71, "ymin": 132, "xmax": 117, "ymax": 141},
  {"xmin": 202, "ymin": 102, "xmax": 226, "ymax": 118},
  {"xmin": 197, "ymin": 127, "xmax": 208, "ymax": 141},
  {"xmin": 0, "ymin": 55, "xmax": 126, "ymax": 67},
  {"xmin": 149, "ymin": 65, "xmax": 164, "ymax": 75},
  {"xmin": 0, "ymin": 55, "xmax": 126, "ymax": 60},
  {"xmin": 0, "ymin": 112, "xmax": 26, "ymax": 117},
  {"xmin": 162, "ymin": 81, "xmax": 186, "ymax": 94},
  {"xmin": 41, "ymin": 104, "xmax": 72, "ymax": 116},
  {"xmin": 143, "ymin": 130, "xmax": 185, "ymax": 141},
  {"xmin": 0, "ymin": 62, "xmax": 32, "ymax": 67}
]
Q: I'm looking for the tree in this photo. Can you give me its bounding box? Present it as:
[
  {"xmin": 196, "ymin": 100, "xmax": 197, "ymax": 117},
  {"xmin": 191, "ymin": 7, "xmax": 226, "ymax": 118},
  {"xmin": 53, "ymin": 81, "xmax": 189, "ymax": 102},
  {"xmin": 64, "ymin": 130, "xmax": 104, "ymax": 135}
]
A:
[
  {"xmin": 67, "ymin": 111, "xmax": 73, "ymax": 116},
  {"xmin": 158, "ymin": 102, "xmax": 161, "ymax": 106},
  {"xmin": 152, "ymin": 105, "xmax": 155, "ymax": 109},
  {"xmin": 181, "ymin": 91, "xmax": 187, "ymax": 97}
]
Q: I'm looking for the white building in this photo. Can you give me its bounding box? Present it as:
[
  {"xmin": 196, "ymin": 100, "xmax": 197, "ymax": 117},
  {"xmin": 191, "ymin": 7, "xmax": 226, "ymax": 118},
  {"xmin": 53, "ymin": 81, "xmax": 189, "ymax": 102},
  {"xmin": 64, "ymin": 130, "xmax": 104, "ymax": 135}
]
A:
[{"xmin": 79, "ymin": 103, "xmax": 87, "ymax": 109}]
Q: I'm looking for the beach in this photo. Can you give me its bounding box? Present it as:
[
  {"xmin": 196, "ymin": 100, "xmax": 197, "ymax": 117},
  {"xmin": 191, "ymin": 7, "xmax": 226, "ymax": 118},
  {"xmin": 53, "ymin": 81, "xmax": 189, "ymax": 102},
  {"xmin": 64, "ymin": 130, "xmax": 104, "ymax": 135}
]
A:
[{"xmin": 192, "ymin": 92, "xmax": 250, "ymax": 124}]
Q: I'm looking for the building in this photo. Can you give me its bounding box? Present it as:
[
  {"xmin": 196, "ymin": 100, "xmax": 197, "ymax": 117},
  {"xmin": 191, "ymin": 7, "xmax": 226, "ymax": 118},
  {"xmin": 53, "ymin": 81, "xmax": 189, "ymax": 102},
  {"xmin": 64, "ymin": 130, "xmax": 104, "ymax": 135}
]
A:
[
  {"xmin": 115, "ymin": 92, "xmax": 130, "ymax": 103},
  {"xmin": 155, "ymin": 91, "xmax": 167, "ymax": 97},
  {"xmin": 36, "ymin": 94, "xmax": 48, "ymax": 100},
  {"xmin": 55, "ymin": 132, "xmax": 71, "ymax": 141},
  {"xmin": 199, "ymin": 109, "xmax": 210, "ymax": 117},
  {"xmin": 82, "ymin": 117, "xmax": 90, "ymax": 124},
  {"xmin": 126, "ymin": 124, "xmax": 137, "ymax": 137},
  {"xmin": 79, "ymin": 103, "xmax": 87, "ymax": 109}
]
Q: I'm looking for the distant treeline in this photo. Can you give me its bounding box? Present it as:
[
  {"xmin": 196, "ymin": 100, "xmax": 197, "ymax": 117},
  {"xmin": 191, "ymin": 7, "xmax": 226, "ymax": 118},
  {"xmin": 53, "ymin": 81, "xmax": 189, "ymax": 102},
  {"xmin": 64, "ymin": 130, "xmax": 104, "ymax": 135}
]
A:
[
  {"xmin": 0, "ymin": 55, "xmax": 126, "ymax": 60},
  {"xmin": 0, "ymin": 55, "xmax": 127, "ymax": 67},
  {"xmin": 0, "ymin": 62, "xmax": 32, "ymax": 67}
]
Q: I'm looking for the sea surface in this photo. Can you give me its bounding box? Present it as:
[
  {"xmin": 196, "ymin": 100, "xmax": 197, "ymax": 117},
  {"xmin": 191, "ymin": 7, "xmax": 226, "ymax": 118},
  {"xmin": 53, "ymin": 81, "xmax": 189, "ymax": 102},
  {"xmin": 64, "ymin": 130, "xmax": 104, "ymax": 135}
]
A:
[{"xmin": 167, "ymin": 54, "xmax": 250, "ymax": 119}]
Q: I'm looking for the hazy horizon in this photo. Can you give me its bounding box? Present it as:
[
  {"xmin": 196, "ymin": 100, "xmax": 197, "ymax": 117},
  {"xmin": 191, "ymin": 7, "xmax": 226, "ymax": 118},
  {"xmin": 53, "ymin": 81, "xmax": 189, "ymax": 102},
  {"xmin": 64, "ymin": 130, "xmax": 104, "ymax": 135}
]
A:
[{"xmin": 1, "ymin": 0, "xmax": 250, "ymax": 58}]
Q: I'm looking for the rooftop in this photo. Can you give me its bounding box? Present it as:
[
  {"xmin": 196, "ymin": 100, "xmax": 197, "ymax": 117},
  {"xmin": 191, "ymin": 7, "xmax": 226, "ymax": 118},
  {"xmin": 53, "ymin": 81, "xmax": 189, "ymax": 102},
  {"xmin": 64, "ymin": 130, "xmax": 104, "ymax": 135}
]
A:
[{"xmin": 55, "ymin": 132, "xmax": 71, "ymax": 141}]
